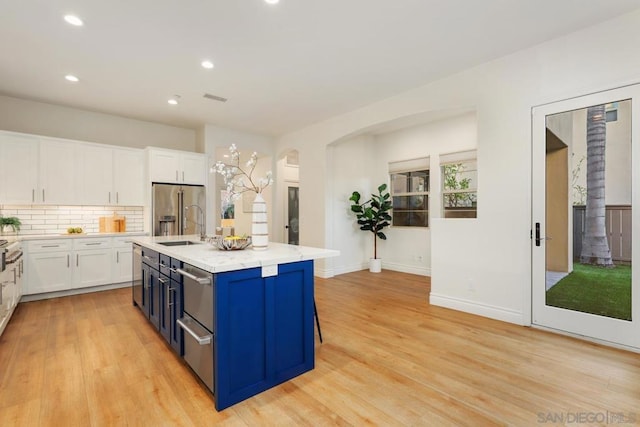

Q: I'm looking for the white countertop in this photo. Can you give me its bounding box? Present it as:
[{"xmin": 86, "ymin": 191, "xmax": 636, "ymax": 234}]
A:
[{"xmin": 131, "ymin": 234, "xmax": 340, "ymax": 274}]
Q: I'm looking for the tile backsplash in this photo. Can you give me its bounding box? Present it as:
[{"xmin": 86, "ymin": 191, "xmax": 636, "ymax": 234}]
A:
[{"xmin": 0, "ymin": 205, "xmax": 144, "ymax": 235}]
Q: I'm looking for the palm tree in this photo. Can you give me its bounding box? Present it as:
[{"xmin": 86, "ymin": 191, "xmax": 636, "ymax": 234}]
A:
[{"xmin": 579, "ymin": 104, "xmax": 613, "ymax": 267}]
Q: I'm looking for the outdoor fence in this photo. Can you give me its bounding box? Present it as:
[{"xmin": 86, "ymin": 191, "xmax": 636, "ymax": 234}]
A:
[{"xmin": 573, "ymin": 205, "xmax": 632, "ymax": 264}]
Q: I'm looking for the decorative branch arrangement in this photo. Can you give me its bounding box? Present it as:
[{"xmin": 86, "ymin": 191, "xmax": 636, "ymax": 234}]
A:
[{"xmin": 211, "ymin": 144, "xmax": 273, "ymax": 203}]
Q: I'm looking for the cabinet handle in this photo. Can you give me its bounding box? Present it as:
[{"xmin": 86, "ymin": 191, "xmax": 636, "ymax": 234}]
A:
[
  {"xmin": 32, "ymin": 189, "xmax": 35, "ymax": 202},
  {"xmin": 42, "ymin": 189, "xmax": 45, "ymax": 202},
  {"xmin": 109, "ymin": 192, "xmax": 111, "ymax": 204},
  {"xmin": 158, "ymin": 277, "xmax": 169, "ymax": 284},
  {"xmin": 182, "ymin": 171, "xmax": 185, "ymax": 181},
  {"xmin": 116, "ymin": 192, "xmax": 119, "ymax": 204},
  {"xmin": 116, "ymin": 252, "xmax": 119, "ymax": 263},
  {"xmin": 175, "ymin": 170, "xmax": 178, "ymax": 181},
  {"xmin": 42, "ymin": 244, "xmax": 60, "ymax": 248},
  {"xmin": 67, "ymin": 254, "xmax": 70, "ymax": 268},
  {"xmin": 12, "ymin": 268, "xmax": 17, "ymax": 284},
  {"xmin": 85, "ymin": 242, "xmax": 102, "ymax": 246},
  {"xmin": 76, "ymin": 254, "xmax": 79, "ymax": 267},
  {"xmin": 0, "ymin": 284, "xmax": 2, "ymax": 305},
  {"xmin": 166, "ymin": 285, "xmax": 171, "ymax": 309}
]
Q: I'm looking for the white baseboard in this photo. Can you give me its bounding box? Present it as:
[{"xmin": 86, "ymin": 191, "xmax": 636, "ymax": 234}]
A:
[
  {"xmin": 429, "ymin": 292, "xmax": 525, "ymax": 325},
  {"xmin": 21, "ymin": 282, "xmax": 131, "ymax": 302},
  {"xmin": 332, "ymin": 261, "xmax": 430, "ymax": 277},
  {"xmin": 382, "ymin": 261, "xmax": 430, "ymax": 277}
]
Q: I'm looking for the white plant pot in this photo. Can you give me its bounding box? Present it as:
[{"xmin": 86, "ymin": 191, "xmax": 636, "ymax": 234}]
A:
[{"xmin": 369, "ymin": 258, "xmax": 382, "ymax": 273}]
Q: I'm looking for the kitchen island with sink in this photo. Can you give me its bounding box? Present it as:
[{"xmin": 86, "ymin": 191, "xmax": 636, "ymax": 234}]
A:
[{"xmin": 130, "ymin": 235, "xmax": 339, "ymax": 411}]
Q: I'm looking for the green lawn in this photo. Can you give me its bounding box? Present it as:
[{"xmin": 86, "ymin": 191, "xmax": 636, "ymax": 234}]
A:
[{"xmin": 546, "ymin": 263, "xmax": 632, "ymax": 321}]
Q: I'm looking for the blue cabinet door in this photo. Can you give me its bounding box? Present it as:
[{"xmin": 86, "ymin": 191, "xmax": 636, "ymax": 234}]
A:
[
  {"xmin": 141, "ymin": 263, "xmax": 150, "ymax": 318},
  {"xmin": 170, "ymin": 278, "xmax": 182, "ymax": 354},
  {"xmin": 149, "ymin": 267, "xmax": 160, "ymax": 329},
  {"xmin": 214, "ymin": 260, "xmax": 314, "ymax": 410},
  {"xmin": 159, "ymin": 272, "xmax": 171, "ymax": 342}
]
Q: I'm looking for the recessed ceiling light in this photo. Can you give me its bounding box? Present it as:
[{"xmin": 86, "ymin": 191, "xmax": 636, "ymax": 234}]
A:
[
  {"xmin": 168, "ymin": 99, "xmax": 178, "ymax": 105},
  {"xmin": 265, "ymin": 0, "xmax": 280, "ymax": 4},
  {"xmin": 201, "ymin": 60, "xmax": 214, "ymax": 69},
  {"xmin": 65, "ymin": 74, "xmax": 79, "ymax": 82},
  {"xmin": 64, "ymin": 15, "xmax": 84, "ymax": 26}
]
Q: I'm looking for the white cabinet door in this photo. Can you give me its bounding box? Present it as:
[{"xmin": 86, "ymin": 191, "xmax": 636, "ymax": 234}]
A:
[
  {"xmin": 0, "ymin": 133, "xmax": 39, "ymax": 204},
  {"xmin": 114, "ymin": 149, "xmax": 144, "ymax": 205},
  {"xmin": 113, "ymin": 247, "xmax": 133, "ymax": 283},
  {"xmin": 181, "ymin": 152, "xmax": 207, "ymax": 185},
  {"xmin": 79, "ymin": 145, "xmax": 113, "ymax": 205},
  {"xmin": 39, "ymin": 138, "xmax": 78, "ymax": 204},
  {"xmin": 73, "ymin": 249, "xmax": 113, "ymax": 289},
  {"xmin": 149, "ymin": 149, "xmax": 181, "ymax": 183},
  {"xmin": 27, "ymin": 251, "xmax": 72, "ymax": 294}
]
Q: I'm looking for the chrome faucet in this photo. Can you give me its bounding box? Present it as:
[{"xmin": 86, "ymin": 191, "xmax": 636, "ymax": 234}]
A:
[{"xmin": 184, "ymin": 205, "xmax": 206, "ymax": 241}]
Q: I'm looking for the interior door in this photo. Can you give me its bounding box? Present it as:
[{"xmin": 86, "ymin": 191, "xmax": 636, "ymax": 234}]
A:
[
  {"xmin": 532, "ymin": 84, "xmax": 640, "ymax": 350},
  {"xmin": 285, "ymin": 184, "xmax": 299, "ymax": 245}
]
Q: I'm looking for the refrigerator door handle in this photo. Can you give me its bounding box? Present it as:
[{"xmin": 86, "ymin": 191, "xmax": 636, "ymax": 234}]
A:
[{"xmin": 179, "ymin": 189, "xmax": 185, "ymax": 235}]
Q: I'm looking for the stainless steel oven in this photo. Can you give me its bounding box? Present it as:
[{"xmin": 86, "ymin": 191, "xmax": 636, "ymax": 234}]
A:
[{"xmin": 175, "ymin": 263, "xmax": 214, "ymax": 393}]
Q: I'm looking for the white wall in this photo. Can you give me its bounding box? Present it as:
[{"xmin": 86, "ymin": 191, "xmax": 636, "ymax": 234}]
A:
[
  {"xmin": 0, "ymin": 95, "xmax": 196, "ymax": 150},
  {"xmin": 373, "ymin": 112, "xmax": 478, "ymax": 276},
  {"xmin": 328, "ymin": 135, "xmax": 376, "ymax": 274},
  {"xmin": 275, "ymin": 9, "xmax": 640, "ymax": 324}
]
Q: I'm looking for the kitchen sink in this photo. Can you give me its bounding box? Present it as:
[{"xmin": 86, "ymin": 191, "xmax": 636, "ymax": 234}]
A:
[{"xmin": 157, "ymin": 240, "xmax": 203, "ymax": 246}]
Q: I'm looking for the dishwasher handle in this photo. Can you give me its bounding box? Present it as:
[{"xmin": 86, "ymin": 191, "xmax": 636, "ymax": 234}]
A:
[
  {"xmin": 175, "ymin": 268, "xmax": 211, "ymax": 285},
  {"xmin": 176, "ymin": 318, "xmax": 212, "ymax": 345}
]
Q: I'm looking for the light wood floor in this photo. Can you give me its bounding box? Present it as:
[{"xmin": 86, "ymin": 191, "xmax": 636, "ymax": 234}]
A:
[{"xmin": 1, "ymin": 270, "xmax": 639, "ymax": 426}]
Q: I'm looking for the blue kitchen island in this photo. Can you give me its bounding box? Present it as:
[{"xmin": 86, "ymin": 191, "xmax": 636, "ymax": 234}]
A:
[{"xmin": 130, "ymin": 235, "xmax": 338, "ymax": 411}]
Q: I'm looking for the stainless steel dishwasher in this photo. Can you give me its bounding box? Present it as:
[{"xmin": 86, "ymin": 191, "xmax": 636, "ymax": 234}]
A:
[{"xmin": 175, "ymin": 263, "xmax": 214, "ymax": 393}]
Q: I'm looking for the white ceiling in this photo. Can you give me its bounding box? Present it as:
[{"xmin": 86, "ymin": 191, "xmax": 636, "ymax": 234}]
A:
[{"xmin": 1, "ymin": 1, "xmax": 640, "ymax": 137}]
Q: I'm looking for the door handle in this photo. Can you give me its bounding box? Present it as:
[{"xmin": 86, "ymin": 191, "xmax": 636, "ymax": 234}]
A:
[{"xmin": 535, "ymin": 223, "xmax": 541, "ymax": 246}]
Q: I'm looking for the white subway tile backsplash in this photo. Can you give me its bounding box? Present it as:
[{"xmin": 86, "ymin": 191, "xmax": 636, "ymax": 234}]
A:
[{"xmin": 0, "ymin": 204, "xmax": 145, "ymax": 234}]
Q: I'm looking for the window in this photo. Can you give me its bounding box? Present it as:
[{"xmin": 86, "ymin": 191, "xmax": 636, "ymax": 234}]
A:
[
  {"xmin": 389, "ymin": 157, "xmax": 429, "ymax": 227},
  {"xmin": 440, "ymin": 150, "xmax": 477, "ymax": 219}
]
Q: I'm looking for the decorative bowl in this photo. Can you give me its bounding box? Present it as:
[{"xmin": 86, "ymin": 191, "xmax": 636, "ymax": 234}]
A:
[{"xmin": 212, "ymin": 236, "xmax": 252, "ymax": 251}]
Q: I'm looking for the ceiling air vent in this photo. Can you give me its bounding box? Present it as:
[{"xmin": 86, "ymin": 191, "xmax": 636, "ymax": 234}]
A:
[{"xmin": 203, "ymin": 93, "xmax": 228, "ymax": 103}]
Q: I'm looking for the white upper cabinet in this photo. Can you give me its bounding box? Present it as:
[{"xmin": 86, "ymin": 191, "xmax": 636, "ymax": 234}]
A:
[
  {"xmin": 0, "ymin": 130, "xmax": 146, "ymax": 206},
  {"xmin": 79, "ymin": 144, "xmax": 113, "ymax": 205},
  {"xmin": 181, "ymin": 152, "xmax": 207, "ymax": 185},
  {"xmin": 113, "ymin": 149, "xmax": 144, "ymax": 205},
  {"xmin": 0, "ymin": 132, "xmax": 39, "ymax": 204},
  {"xmin": 39, "ymin": 137, "xmax": 78, "ymax": 205},
  {"xmin": 78, "ymin": 145, "xmax": 144, "ymax": 206},
  {"xmin": 148, "ymin": 148, "xmax": 207, "ymax": 185}
]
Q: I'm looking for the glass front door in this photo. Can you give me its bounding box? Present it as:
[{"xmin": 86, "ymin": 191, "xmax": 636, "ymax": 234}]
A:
[{"xmin": 532, "ymin": 85, "xmax": 639, "ymax": 349}]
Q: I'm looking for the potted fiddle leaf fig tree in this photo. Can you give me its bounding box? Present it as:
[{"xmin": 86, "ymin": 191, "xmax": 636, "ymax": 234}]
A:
[{"xmin": 349, "ymin": 183, "xmax": 392, "ymax": 273}]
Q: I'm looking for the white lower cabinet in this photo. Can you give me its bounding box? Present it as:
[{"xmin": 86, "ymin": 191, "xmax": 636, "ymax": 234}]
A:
[
  {"xmin": 24, "ymin": 236, "xmax": 138, "ymax": 295},
  {"xmin": 113, "ymin": 236, "xmax": 133, "ymax": 284},
  {"xmin": 72, "ymin": 238, "xmax": 112, "ymax": 289}
]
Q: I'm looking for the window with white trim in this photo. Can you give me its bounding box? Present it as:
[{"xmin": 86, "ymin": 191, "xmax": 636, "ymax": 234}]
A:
[
  {"xmin": 389, "ymin": 157, "xmax": 429, "ymax": 227},
  {"xmin": 440, "ymin": 150, "xmax": 477, "ymax": 219}
]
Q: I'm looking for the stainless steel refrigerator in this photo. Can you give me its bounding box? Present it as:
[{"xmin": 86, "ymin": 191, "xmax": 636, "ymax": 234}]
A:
[{"xmin": 152, "ymin": 183, "xmax": 206, "ymax": 237}]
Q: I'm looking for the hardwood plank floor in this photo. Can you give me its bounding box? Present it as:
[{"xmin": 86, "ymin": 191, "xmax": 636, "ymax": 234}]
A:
[{"xmin": 1, "ymin": 270, "xmax": 639, "ymax": 426}]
